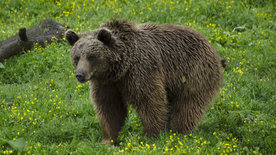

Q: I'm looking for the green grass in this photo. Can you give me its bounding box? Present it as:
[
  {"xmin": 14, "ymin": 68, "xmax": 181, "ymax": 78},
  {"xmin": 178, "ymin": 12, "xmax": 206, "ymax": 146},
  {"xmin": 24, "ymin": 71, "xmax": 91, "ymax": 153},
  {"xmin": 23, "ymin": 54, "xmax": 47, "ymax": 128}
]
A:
[{"xmin": 0, "ymin": 0, "xmax": 275, "ymax": 154}]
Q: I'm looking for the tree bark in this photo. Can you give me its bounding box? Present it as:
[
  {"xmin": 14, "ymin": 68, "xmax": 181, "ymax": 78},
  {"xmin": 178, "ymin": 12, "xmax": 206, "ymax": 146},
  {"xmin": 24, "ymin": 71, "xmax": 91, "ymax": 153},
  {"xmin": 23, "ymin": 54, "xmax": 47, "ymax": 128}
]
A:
[{"xmin": 0, "ymin": 19, "xmax": 69, "ymax": 61}]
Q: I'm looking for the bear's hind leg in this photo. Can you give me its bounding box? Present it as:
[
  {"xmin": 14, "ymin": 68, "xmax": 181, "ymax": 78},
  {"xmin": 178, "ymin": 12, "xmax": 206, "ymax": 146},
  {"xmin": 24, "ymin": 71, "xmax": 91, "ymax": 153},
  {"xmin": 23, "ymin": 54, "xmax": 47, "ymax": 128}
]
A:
[
  {"xmin": 131, "ymin": 78, "xmax": 169, "ymax": 137},
  {"xmin": 134, "ymin": 100, "xmax": 168, "ymax": 137},
  {"xmin": 169, "ymin": 93, "xmax": 207, "ymax": 133}
]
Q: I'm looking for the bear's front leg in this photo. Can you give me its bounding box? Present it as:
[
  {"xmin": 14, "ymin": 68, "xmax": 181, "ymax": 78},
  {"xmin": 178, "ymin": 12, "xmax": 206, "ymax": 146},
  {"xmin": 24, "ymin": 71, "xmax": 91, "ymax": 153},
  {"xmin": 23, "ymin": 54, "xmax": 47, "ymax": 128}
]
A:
[
  {"xmin": 130, "ymin": 76, "xmax": 169, "ymax": 137},
  {"xmin": 90, "ymin": 82, "xmax": 127, "ymax": 145}
]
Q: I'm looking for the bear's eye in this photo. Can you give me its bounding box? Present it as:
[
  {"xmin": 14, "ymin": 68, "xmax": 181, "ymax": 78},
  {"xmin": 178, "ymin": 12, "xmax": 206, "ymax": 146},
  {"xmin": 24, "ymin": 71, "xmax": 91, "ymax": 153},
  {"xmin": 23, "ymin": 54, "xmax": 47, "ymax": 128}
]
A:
[
  {"xmin": 88, "ymin": 55, "xmax": 96, "ymax": 62},
  {"xmin": 74, "ymin": 56, "xmax": 80, "ymax": 64}
]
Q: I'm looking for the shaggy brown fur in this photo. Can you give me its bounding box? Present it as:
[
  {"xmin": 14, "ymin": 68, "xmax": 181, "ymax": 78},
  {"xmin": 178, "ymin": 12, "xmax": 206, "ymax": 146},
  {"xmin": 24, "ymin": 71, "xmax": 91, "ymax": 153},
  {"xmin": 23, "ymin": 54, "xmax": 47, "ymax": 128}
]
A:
[{"xmin": 65, "ymin": 20, "xmax": 224, "ymax": 145}]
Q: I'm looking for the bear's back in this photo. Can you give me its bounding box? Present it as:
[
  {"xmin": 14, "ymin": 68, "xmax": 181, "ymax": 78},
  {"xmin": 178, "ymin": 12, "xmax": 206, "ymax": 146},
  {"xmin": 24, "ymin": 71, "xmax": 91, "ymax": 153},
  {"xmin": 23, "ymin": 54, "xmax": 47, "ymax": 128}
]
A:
[{"xmin": 138, "ymin": 23, "xmax": 223, "ymax": 94}]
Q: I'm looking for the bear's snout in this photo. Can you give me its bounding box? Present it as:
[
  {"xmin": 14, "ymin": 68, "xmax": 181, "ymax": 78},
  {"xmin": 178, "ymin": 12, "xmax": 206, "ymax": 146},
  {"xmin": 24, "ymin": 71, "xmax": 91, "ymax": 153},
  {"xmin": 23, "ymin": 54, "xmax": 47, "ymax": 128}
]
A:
[{"xmin": 76, "ymin": 71, "xmax": 86, "ymax": 83}]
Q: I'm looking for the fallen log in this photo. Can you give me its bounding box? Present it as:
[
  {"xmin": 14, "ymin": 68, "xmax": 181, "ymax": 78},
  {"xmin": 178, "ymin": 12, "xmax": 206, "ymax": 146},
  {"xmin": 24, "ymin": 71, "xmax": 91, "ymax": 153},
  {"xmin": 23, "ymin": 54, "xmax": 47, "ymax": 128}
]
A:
[{"xmin": 0, "ymin": 19, "xmax": 69, "ymax": 61}]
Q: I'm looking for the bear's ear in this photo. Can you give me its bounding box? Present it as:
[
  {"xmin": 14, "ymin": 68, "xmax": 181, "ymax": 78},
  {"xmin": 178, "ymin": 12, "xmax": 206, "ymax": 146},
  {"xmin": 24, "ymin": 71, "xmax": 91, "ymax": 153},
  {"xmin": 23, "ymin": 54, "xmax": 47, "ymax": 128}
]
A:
[
  {"xmin": 97, "ymin": 28, "xmax": 113, "ymax": 45},
  {"xmin": 19, "ymin": 28, "xmax": 28, "ymax": 42},
  {"xmin": 65, "ymin": 29, "xmax": 80, "ymax": 46}
]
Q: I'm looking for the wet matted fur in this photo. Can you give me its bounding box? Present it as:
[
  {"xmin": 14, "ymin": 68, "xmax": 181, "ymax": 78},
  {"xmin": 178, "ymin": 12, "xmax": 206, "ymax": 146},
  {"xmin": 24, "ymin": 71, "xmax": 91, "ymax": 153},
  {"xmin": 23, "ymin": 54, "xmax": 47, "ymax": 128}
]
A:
[{"xmin": 65, "ymin": 20, "xmax": 225, "ymax": 144}]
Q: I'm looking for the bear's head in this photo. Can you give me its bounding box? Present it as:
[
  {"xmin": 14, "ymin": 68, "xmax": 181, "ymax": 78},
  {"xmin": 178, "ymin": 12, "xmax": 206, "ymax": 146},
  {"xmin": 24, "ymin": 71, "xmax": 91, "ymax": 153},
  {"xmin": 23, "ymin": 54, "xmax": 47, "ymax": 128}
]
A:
[{"xmin": 65, "ymin": 28, "xmax": 128, "ymax": 83}]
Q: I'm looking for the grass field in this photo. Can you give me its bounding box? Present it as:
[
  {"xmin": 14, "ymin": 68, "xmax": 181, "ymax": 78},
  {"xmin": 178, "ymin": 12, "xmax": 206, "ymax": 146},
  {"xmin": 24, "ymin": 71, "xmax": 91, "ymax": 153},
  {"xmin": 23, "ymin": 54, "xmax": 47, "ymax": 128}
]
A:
[{"xmin": 0, "ymin": 0, "xmax": 275, "ymax": 154}]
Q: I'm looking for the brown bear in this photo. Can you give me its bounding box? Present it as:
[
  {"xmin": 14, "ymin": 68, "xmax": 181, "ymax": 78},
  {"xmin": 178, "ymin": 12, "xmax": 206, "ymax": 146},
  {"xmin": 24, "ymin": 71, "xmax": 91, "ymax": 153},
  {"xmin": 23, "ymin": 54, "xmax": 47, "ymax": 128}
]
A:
[{"xmin": 65, "ymin": 20, "xmax": 224, "ymax": 145}]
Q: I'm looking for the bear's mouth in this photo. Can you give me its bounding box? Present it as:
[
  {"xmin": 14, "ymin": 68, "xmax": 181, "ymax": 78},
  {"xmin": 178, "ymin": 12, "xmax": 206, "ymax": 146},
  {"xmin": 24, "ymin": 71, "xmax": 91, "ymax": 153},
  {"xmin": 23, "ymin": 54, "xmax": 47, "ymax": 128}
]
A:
[
  {"xmin": 76, "ymin": 75, "xmax": 87, "ymax": 83},
  {"xmin": 75, "ymin": 71, "xmax": 94, "ymax": 83},
  {"xmin": 77, "ymin": 79, "xmax": 86, "ymax": 83}
]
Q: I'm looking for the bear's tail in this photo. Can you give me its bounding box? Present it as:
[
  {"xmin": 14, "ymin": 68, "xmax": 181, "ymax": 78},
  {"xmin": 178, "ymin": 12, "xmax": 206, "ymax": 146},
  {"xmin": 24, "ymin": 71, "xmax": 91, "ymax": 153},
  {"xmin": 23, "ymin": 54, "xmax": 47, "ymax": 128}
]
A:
[{"xmin": 221, "ymin": 58, "xmax": 226, "ymax": 68}]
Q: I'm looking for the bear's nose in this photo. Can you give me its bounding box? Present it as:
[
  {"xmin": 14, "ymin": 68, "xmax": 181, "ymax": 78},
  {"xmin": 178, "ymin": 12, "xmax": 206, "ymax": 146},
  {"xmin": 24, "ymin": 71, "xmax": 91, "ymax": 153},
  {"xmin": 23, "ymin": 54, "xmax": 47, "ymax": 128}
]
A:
[{"xmin": 76, "ymin": 71, "xmax": 86, "ymax": 83}]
